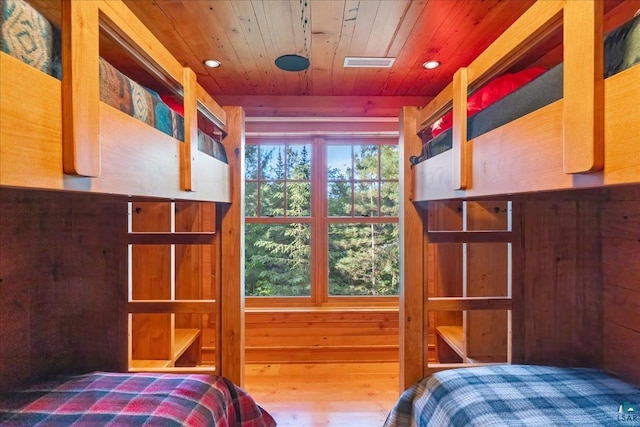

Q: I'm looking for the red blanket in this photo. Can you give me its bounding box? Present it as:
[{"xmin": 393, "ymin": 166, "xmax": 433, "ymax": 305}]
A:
[
  {"xmin": 431, "ymin": 67, "xmax": 547, "ymax": 137},
  {"xmin": 0, "ymin": 372, "xmax": 276, "ymax": 427}
]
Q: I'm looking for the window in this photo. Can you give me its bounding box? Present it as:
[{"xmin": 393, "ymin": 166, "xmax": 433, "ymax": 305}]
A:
[{"xmin": 244, "ymin": 138, "xmax": 399, "ymax": 306}]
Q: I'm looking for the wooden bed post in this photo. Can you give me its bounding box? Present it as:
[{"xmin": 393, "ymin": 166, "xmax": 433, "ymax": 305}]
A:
[
  {"xmin": 61, "ymin": 0, "xmax": 100, "ymax": 177},
  {"xmin": 563, "ymin": 0, "xmax": 604, "ymax": 173},
  {"xmin": 219, "ymin": 106, "xmax": 245, "ymax": 386},
  {"xmin": 452, "ymin": 68, "xmax": 469, "ymax": 190},
  {"xmin": 399, "ymin": 107, "xmax": 426, "ymax": 392},
  {"xmin": 181, "ymin": 68, "xmax": 198, "ymax": 192}
]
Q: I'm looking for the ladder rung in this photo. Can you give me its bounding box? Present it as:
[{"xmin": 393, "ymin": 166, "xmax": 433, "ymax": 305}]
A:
[
  {"xmin": 128, "ymin": 232, "xmax": 215, "ymax": 244},
  {"xmin": 428, "ymin": 297, "xmax": 512, "ymax": 311},
  {"xmin": 128, "ymin": 300, "xmax": 217, "ymax": 313},
  {"xmin": 427, "ymin": 231, "xmax": 511, "ymax": 243}
]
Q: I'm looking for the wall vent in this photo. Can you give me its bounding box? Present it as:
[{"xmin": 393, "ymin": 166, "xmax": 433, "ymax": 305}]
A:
[{"xmin": 343, "ymin": 57, "xmax": 396, "ymax": 68}]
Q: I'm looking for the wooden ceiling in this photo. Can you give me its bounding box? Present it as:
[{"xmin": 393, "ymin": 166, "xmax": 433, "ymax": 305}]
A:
[{"xmin": 121, "ymin": 0, "xmax": 541, "ymax": 115}]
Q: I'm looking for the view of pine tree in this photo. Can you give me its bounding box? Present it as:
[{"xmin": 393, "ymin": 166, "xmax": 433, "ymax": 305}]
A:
[
  {"xmin": 327, "ymin": 145, "xmax": 399, "ymax": 295},
  {"xmin": 244, "ymin": 141, "xmax": 399, "ymax": 298},
  {"xmin": 245, "ymin": 144, "xmax": 312, "ymax": 296}
]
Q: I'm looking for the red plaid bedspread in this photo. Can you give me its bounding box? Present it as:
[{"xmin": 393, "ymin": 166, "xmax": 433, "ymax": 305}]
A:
[{"xmin": 0, "ymin": 372, "xmax": 276, "ymax": 427}]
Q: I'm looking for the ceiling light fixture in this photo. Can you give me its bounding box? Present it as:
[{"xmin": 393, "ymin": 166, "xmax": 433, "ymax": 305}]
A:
[
  {"xmin": 275, "ymin": 54, "xmax": 310, "ymax": 72},
  {"xmin": 203, "ymin": 59, "xmax": 221, "ymax": 68},
  {"xmin": 423, "ymin": 60, "xmax": 441, "ymax": 70}
]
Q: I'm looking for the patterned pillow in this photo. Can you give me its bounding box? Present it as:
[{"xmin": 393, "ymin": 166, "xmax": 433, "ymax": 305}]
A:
[{"xmin": 1, "ymin": 0, "xmax": 54, "ymax": 75}]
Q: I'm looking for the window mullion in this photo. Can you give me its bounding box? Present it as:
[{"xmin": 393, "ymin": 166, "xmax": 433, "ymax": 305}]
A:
[{"xmin": 312, "ymin": 137, "xmax": 327, "ymax": 305}]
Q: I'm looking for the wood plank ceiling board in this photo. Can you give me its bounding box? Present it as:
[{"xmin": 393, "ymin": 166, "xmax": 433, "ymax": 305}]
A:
[
  {"xmin": 310, "ymin": 0, "xmax": 349, "ymax": 95},
  {"xmin": 350, "ymin": 0, "xmax": 412, "ymax": 95},
  {"xmin": 240, "ymin": 0, "xmax": 309, "ymax": 95}
]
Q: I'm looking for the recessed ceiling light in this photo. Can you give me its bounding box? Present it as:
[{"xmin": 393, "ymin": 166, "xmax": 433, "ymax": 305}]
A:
[
  {"xmin": 275, "ymin": 54, "xmax": 310, "ymax": 72},
  {"xmin": 423, "ymin": 60, "xmax": 440, "ymax": 70},
  {"xmin": 203, "ymin": 59, "xmax": 221, "ymax": 68}
]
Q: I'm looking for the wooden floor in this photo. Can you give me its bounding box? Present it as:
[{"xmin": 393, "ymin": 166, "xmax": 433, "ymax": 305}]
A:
[{"xmin": 244, "ymin": 362, "xmax": 399, "ymax": 427}]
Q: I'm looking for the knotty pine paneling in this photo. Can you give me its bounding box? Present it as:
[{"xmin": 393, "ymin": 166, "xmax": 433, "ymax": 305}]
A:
[
  {"xmin": 601, "ymin": 186, "xmax": 640, "ymax": 385},
  {"xmin": 0, "ymin": 189, "xmax": 128, "ymax": 392}
]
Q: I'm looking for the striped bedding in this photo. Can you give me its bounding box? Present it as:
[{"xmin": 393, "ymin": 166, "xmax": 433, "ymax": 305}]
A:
[
  {"xmin": 0, "ymin": 0, "xmax": 227, "ymax": 164},
  {"xmin": 384, "ymin": 365, "xmax": 640, "ymax": 427},
  {"xmin": 0, "ymin": 372, "xmax": 276, "ymax": 427}
]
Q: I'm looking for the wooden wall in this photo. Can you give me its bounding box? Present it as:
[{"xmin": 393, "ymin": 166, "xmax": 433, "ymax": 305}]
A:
[
  {"xmin": 243, "ymin": 309, "xmax": 398, "ymax": 364},
  {"xmin": 0, "ymin": 188, "xmax": 127, "ymax": 393},
  {"xmin": 601, "ymin": 186, "xmax": 640, "ymax": 385},
  {"xmin": 516, "ymin": 197, "xmax": 603, "ymax": 368}
]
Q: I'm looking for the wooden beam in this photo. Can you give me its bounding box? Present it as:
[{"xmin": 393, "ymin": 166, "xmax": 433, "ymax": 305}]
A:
[
  {"xmin": 399, "ymin": 106, "xmax": 425, "ymax": 391},
  {"xmin": 62, "ymin": 0, "xmax": 100, "ymax": 177},
  {"xmin": 219, "ymin": 106, "xmax": 245, "ymax": 386},
  {"xmin": 563, "ymin": 0, "xmax": 604, "ymax": 173},
  {"xmin": 452, "ymin": 68, "xmax": 469, "ymax": 190}
]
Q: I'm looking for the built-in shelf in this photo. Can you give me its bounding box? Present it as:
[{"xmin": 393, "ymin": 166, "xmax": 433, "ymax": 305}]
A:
[
  {"xmin": 436, "ymin": 325, "xmax": 464, "ymax": 358},
  {"xmin": 128, "ymin": 232, "xmax": 215, "ymax": 245},
  {"xmin": 173, "ymin": 328, "xmax": 201, "ymax": 361}
]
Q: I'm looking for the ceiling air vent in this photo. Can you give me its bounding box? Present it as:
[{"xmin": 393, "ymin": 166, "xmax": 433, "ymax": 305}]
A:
[{"xmin": 343, "ymin": 57, "xmax": 396, "ymax": 68}]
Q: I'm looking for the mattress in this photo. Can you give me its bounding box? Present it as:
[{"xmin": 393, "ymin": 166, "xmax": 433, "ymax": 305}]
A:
[
  {"xmin": 0, "ymin": 0, "xmax": 227, "ymax": 164},
  {"xmin": 384, "ymin": 365, "xmax": 640, "ymax": 427},
  {"xmin": 411, "ymin": 12, "xmax": 640, "ymax": 165},
  {"xmin": 0, "ymin": 371, "xmax": 276, "ymax": 427}
]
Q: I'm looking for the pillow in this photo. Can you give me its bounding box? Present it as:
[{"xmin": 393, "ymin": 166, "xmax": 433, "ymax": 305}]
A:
[
  {"xmin": 431, "ymin": 67, "xmax": 547, "ymax": 137},
  {"xmin": 1, "ymin": 0, "xmax": 55, "ymax": 76}
]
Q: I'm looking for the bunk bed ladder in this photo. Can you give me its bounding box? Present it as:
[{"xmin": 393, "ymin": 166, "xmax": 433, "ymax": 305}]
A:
[
  {"xmin": 126, "ymin": 201, "xmax": 220, "ymax": 374},
  {"xmin": 425, "ymin": 200, "xmax": 514, "ymax": 375}
]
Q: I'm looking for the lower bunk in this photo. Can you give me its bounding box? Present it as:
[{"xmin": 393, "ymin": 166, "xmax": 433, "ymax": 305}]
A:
[
  {"xmin": 384, "ymin": 364, "xmax": 640, "ymax": 427},
  {"xmin": 0, "ymin": 371, "xmax": 275, "ymax": 427}
]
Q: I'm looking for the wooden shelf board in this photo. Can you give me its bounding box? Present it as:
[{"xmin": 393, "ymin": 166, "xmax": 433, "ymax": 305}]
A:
[
  {"xmin": 130, "ymin": 359, "xmax": 172, "ymax": 369},
  {"xmin": 436, "ymin": 326, "xmax": 465, "ymax": 358},
  {"xmin": 173, "ymin": 328, "xmax": 201, "ymax": 361}
]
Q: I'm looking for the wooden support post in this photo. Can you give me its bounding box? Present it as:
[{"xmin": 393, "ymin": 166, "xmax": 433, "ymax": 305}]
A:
[
  {"xmin": 399, "ymin": 106, "xmax": 425, "ymax": 392},
  {"xmin": 563, "ymin": 0, "xmax": 604, "ymax": 173},
  {"xmin": 182, "ymin": 68, "xmax": 198, "ymax": 191},
  {"xmin": 219, "ymin": 106, "xmax": 245, "ymax": 386},
  {"xmin": 452, "ymin": 67, "xmax": 469, "ymax": 190},
  {"xmin": 62, "ymin": 0, "xmax": 100, "ymax": 177}
]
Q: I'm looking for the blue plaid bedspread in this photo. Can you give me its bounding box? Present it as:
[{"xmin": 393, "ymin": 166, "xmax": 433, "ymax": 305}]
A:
[{"xmin": 384, "ymin": 365, "xmax": 640, "ymax": 427}]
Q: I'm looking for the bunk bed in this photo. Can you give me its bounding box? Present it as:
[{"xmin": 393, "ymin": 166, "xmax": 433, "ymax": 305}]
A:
[
  {"xmin": 393, "ymin": 0, "xmax": 640, "ymax": 425},
  {"xmin": 0, "ymin": 0, "xmax": 261, "ymax": 425},
  {"xmin": 0, "ymin": 0, "xmax": 231, "ymax": 201}
]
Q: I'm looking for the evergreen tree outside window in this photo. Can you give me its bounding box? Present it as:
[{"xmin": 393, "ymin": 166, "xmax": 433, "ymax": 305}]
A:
[{"xmin": 244, "ymin": 137, "xmax": 399, "ymax": 304}]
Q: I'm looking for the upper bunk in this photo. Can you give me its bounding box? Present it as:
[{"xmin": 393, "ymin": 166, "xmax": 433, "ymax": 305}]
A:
[
  {"xmin": 0, "ymin": 0, "xmax": 237, "ymax": 203},
  {"xmin": 402, "ymin": 0, "xmax": 640, "ymax": 202}
]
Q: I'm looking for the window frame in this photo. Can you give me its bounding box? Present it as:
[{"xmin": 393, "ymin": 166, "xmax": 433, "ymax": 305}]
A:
[{"xmin": 245, "ymin": 136, "xmax": 399, "ymax": 308}]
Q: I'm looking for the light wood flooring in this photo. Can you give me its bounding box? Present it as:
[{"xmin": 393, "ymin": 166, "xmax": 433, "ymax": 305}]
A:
[{"xmin": 244, "ymin": 362, "xmax": 399, "ymax": 427}]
